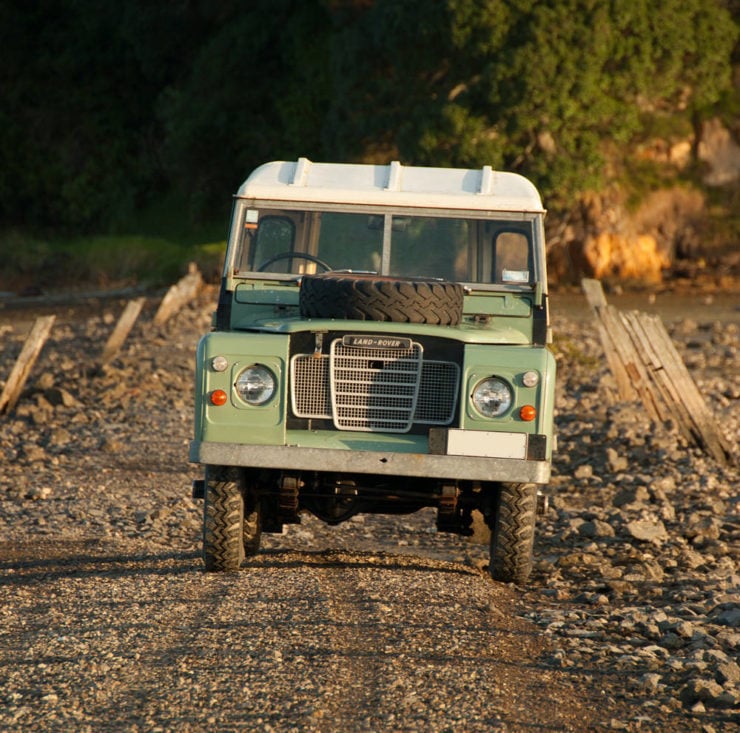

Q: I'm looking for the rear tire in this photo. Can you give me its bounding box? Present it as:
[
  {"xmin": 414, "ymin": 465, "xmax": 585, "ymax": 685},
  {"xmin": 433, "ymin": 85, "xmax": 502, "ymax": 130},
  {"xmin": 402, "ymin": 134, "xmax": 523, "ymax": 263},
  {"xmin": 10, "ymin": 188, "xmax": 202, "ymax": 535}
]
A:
[
  {"xmin": 203, "ymin": 466, "xmax": 245, "ymax": 572},
  {"xmin": 488, "ymin": 483, "xmax": 537, "ymax": 584},
  {"xmin": 242, "ymin": 490, "xmax": 262, "ymax": 556}
]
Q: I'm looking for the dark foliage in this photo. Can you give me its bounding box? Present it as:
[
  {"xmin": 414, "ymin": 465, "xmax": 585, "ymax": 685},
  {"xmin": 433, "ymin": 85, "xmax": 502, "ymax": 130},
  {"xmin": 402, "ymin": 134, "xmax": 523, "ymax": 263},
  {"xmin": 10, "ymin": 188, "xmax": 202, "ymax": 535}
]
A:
[{"xmin": 0, "ymin": 0, "xmax": 736, "ymax": 232}]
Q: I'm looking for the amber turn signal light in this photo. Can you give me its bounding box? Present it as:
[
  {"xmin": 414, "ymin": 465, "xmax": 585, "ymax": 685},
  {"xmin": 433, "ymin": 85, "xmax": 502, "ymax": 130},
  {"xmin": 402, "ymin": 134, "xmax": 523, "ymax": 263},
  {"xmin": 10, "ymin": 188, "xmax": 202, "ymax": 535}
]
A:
[
  {"xmin": 519, "ymin": 405, "xmax": 536, "ymax": 421},
  {"xmin": 210, "ymin": 389, "xmax": 228, "ymax": 406}
]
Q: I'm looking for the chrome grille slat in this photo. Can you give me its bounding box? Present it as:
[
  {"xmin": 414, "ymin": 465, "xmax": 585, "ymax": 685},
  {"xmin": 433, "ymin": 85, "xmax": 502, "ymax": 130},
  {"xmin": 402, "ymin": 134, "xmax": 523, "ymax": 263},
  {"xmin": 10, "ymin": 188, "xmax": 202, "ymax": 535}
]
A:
[
  {"xmin": 290, "ymin": 338, "xmax": 460, "ymax": 431},
  {"xmin": 331, "ymin": 341, "xmax": 422, "ymax": 432}
]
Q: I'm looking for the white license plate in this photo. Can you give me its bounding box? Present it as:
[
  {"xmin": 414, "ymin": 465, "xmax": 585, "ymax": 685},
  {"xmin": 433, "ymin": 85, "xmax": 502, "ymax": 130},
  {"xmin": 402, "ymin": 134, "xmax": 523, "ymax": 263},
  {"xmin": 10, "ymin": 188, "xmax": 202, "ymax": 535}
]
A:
[{"xmin": 445, "ymin": 430, "xmax": 527, "ymax": 459}]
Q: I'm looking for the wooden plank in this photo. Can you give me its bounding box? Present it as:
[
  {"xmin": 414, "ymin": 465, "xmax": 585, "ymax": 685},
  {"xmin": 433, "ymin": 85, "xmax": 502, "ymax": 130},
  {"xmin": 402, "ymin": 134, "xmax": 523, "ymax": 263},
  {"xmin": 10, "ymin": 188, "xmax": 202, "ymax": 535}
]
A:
[
  {"xmin": 0, "ymin": 315, "xmax": 56, "ymax": 414},
  {"xmin": 616, "ymin": 310, "xmax": 669, "ymax": 424},
  {"xmin": 593, "ymin": 302, "xmax": 654, "ymax": 413},
  {"xmin": 580, "ymin": 278, "xmax": 734, "ymax": 465},
  {"xmin": 640, "ymin": 314, "xmax": 734, "ymax": 465},
  {"xmin": 581, "ymin": 278, "xmax": 608, "ymax": 309},
  {"xmin": 100, "ymin": 297, "xmax": 146, "ymax": 366},
  {"xmin": 153, "ymin": 263, "xmax": 203, "ymax": 326},
  {"xmin": 596, "ymin": 315, "xmax": 633, "ymax": 403},
  {"xmin": 620, "ymin": 310, "xmax": 694, "ymax": 444},
  {"xmin": 581, "ymin": 279, "xmax": 636, "ymax": 401},
  {"xmin": 600, "ymin": 305, "xmax": 662, "ymax": 421}
]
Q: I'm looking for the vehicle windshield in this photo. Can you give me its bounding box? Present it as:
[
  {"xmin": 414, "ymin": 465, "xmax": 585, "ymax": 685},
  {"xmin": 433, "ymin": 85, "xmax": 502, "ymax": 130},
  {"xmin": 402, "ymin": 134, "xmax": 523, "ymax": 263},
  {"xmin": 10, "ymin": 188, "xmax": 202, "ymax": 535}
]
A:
[{"xmin": 230, "ymin": 206, "xmax": 537, "ymax": 285}]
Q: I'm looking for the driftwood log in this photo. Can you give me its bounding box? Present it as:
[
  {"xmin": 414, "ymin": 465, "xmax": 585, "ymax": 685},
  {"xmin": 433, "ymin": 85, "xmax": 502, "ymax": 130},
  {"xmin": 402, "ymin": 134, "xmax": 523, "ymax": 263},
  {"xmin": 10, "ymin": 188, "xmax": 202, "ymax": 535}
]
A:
[
  {"xmin": 100, "ymin": 297, "xmax": 146, "ymax": 366},
  {"xmin": 0, "ymin": 315, "xmax": 56, "ymax": 415},
  {"xmin": 153, "ymin": 263, "xmax": 203, "ymax": 326}
]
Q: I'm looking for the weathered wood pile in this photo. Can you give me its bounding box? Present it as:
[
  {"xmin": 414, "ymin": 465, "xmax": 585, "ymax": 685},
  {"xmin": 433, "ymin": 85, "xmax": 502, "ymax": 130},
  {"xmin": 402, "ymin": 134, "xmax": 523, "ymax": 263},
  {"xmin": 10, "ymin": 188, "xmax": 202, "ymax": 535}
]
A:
[{"xmin": 581, "ymin": 278, "xmax": 735, "ymax": 466}]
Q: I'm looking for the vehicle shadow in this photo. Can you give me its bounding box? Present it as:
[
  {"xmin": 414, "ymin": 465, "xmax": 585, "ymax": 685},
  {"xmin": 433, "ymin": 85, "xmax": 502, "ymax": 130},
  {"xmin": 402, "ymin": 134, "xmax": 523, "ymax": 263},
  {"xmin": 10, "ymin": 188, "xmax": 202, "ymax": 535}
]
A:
[
  {"xmin": 0, "ymin": 538, "xmax": 201, "ymax": 584},
  {"xmin": 0, "ymin": 538, "xmax": 481, "ymax": 585},
  {"xmin": 249, "ymin": 546, "xmax": 482, "ymax": 576}
]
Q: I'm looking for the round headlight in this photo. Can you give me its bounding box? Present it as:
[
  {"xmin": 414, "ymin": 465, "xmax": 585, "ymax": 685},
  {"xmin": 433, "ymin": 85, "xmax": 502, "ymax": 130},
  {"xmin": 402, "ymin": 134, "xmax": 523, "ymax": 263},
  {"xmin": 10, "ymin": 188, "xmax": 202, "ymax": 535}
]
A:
[
  {"xmin": 235, "ymin": 364, "xmax": 276, "ymax": 405},
  {"xmin": 472, "ymin": 377, "xmax": 513, "ymax": 417}
]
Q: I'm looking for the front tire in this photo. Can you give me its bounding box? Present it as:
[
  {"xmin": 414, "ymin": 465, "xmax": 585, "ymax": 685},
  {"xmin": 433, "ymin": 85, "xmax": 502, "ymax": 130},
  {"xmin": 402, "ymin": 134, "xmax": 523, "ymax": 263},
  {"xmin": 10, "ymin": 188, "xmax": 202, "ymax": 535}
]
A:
[
  {"xmin": 203, "ymin": 466, "xmax": 245, "ymax": 572},
  {"xmin": 488, "ymin": 483, "xmax": 537, "ymax": 584}
]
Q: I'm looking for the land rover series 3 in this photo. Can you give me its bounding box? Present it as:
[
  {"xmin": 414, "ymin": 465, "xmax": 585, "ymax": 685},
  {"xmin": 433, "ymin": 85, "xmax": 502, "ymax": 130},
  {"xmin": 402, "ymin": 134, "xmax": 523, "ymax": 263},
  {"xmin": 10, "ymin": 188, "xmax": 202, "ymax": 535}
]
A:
[{"xmin": 190, "ymin": 159, "xmax": 555, "ymax": 583}]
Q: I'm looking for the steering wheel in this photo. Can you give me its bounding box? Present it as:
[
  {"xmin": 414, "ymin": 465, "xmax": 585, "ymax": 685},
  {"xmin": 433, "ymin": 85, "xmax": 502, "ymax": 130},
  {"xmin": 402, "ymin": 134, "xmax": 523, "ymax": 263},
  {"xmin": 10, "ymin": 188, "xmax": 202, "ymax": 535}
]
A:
[{"xmin": 257, "ymin": 252, "xmax": 332, "ymax": 272}]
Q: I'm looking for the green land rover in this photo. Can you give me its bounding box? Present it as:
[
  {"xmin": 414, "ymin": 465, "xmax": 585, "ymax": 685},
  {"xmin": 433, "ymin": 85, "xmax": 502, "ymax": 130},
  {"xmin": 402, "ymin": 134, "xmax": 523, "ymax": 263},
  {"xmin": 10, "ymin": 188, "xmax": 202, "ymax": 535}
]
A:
[{"xmin": 190, "ymin": 159, "xmax": 556, "ymax": 584}]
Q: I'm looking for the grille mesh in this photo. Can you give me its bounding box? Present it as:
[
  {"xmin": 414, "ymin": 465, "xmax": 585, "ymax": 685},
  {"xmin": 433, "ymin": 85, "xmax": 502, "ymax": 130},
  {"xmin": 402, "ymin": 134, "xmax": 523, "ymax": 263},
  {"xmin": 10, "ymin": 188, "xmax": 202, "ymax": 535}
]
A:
[
  {"xmin": 415, "ymin": 361, "xmax": 460, "ymax": 423},
  {"xmin": 290, "ymin": 338, "xmax": 459, "ymax": 432},
  {"xmin": 291, "ymin": 355, "xmax": 331, "ymax": 418}
]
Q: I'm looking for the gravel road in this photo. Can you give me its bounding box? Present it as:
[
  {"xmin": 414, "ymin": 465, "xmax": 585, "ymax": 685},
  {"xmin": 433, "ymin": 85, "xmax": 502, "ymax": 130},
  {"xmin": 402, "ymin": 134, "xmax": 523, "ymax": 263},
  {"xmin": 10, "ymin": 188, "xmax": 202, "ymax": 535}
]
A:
[{"xmin": 0, "ymin": 286, "xmax": 738, "ymax": 732}]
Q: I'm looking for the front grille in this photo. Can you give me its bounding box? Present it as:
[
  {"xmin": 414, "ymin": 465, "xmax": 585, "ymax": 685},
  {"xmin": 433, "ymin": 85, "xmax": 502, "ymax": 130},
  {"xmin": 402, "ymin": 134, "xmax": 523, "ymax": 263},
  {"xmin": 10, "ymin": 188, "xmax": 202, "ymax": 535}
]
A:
[
  {"xmin": 331, "ymin": 340, "xmax": 422, "ymax": 432},
  {"xmin": 291, "ymin": 337, "xmax": 459, "ymax": 432}
]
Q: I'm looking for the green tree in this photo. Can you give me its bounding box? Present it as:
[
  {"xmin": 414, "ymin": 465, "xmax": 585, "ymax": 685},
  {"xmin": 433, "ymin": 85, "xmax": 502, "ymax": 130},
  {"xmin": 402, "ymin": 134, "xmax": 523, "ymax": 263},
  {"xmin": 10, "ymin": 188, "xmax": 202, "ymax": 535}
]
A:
[
  {"xmin": 324, "ymin": 0, "xmax": 737, "ymax": 207},
  {"xmin": 0, "ymin": 0, "xmax": 162, "ymax": 229},
  {"xmin": 157, "ymin": 0, "xmax": 333, "ymax": 218},
  {"xmin": 0, "ymin": 0, "xmax": 735, "ymax": 232}
]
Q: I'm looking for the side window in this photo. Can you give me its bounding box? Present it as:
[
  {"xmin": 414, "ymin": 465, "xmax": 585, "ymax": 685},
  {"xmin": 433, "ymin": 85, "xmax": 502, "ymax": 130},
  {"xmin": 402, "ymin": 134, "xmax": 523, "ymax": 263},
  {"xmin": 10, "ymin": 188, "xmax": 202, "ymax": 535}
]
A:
[{"xmin": 492, "ymin": 231, "xmax": 531, "ymax": 283}]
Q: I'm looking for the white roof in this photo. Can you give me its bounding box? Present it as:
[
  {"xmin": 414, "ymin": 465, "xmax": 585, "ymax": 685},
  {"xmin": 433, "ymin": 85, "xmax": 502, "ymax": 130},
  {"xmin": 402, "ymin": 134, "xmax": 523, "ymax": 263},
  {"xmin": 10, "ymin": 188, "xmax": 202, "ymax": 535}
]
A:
[{"xmin": 236, "ymin": 158, "xmax": 544, "ymax": 213}]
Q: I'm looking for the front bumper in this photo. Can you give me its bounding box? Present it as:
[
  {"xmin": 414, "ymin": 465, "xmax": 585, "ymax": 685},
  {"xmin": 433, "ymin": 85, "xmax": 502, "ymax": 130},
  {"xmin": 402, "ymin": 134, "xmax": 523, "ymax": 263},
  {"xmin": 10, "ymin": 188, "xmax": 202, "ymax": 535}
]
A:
[{"xmin": 189, "ymin": 440, "xmax": 550, "ymax": 484}]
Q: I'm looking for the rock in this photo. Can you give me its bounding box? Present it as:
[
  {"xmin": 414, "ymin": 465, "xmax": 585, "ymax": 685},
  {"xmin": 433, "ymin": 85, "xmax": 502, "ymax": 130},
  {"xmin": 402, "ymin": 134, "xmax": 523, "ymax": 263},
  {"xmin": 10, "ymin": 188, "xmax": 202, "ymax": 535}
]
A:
[
  {"xmin": 557, "ymin": 552, "xmax": 600, "ymax": 568},
  {"xmin": 35, "ymin": 372, "xmax": 55, "ymax": 390},
  {"xmin": 101, "ymin": 438, "xmax": 124, "ymax": 454},
  {"xmin": 711, "ymin": 606, "xmax": 740, "ymax": 628},
  {"xmin": 686, "ymin": 514, "xmax": 723, "ymax": 544},
  {"xmin": 613, "ymin": 486, "xmax": 650, "ymax": 507},
  {"xmin": 575, "ymin": 464, "xmax": 593, "ymax": 479},
  {"xmin": 639, "ymin": 673, "xmax": 662, "ymax": 693},
  {"xmin": 660, "ymin": 632, "xmax": 685, "ymax": 651},
  {"xmin": 714, "ymin": 690, "xmax": 740, "ymax": 709},
  {"xmin": 25, "ymin": 486, "xmax": 53, "ymax": 500},
  {"xmin": 715, "ymin": 661, "xmax": 740, "ymax": 686},
  {"xmin": 674, "ymin": 621, "xmax": 696, "ymax": 639},
  {"xmin": 578, "ymin": 519, "xmax": 615, "ymax": 538},
  {"xmin": 44, "ymin": 387, "xmax": 77, "ymax": 407},
  {"xmin": 606, "ymin": 448, "xmax": 628, "ymax": 472},
  {"xmin": 624, "ymin": 518, "xmax": 668, "ymax": 543},
  {"xmin": 21, "ymin": 445, "xmax": 49, "ymax": 464},
  {"xmin": 676, "ymin": 547, "xmax": 706, "ymax": 570},
  {"xmin": 650, "ymin": 476, "xmax": 677, "ymax": 493},
  {"xmin": 680, "ymin": 678, "xmax": 733, "ymax": 708},
  {"xmin": 49, "ymin": 427, "xmax": 72, "ymax": 446}
]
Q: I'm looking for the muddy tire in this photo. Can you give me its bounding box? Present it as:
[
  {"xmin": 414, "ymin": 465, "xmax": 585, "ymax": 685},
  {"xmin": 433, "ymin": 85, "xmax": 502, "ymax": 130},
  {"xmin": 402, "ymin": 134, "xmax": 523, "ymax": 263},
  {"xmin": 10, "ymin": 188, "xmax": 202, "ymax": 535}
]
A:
[
  {"xmin": 203, "ymin": 465, "xmax": 245, "ymax": 572},
  {"xmin": 299, "ymin": 273, "xmax": 464, "ymax": 325},
  {"xmin": 488, "ymin": 483, "xmax": 537, "ymax": 584}
]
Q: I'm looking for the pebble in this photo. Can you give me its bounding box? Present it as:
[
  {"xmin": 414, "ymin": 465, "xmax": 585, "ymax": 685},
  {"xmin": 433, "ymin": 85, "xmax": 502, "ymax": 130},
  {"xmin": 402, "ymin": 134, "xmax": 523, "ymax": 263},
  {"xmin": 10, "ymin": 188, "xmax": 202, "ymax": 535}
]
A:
[
  {"xmin": 0, "ymin": 304, "xmax": 738, "ymax": 731},
  {"xmin": 530, "ymin": 315, "xmax": 739, "ymax": 729}
]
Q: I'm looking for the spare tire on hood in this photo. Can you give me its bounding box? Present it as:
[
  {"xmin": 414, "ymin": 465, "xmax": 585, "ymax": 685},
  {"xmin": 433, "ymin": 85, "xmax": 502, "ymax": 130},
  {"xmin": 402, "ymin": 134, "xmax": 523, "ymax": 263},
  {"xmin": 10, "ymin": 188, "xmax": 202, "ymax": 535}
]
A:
[{"xmin": 299, "ymin": 273, "xmax": 464, "ymax": 325}]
